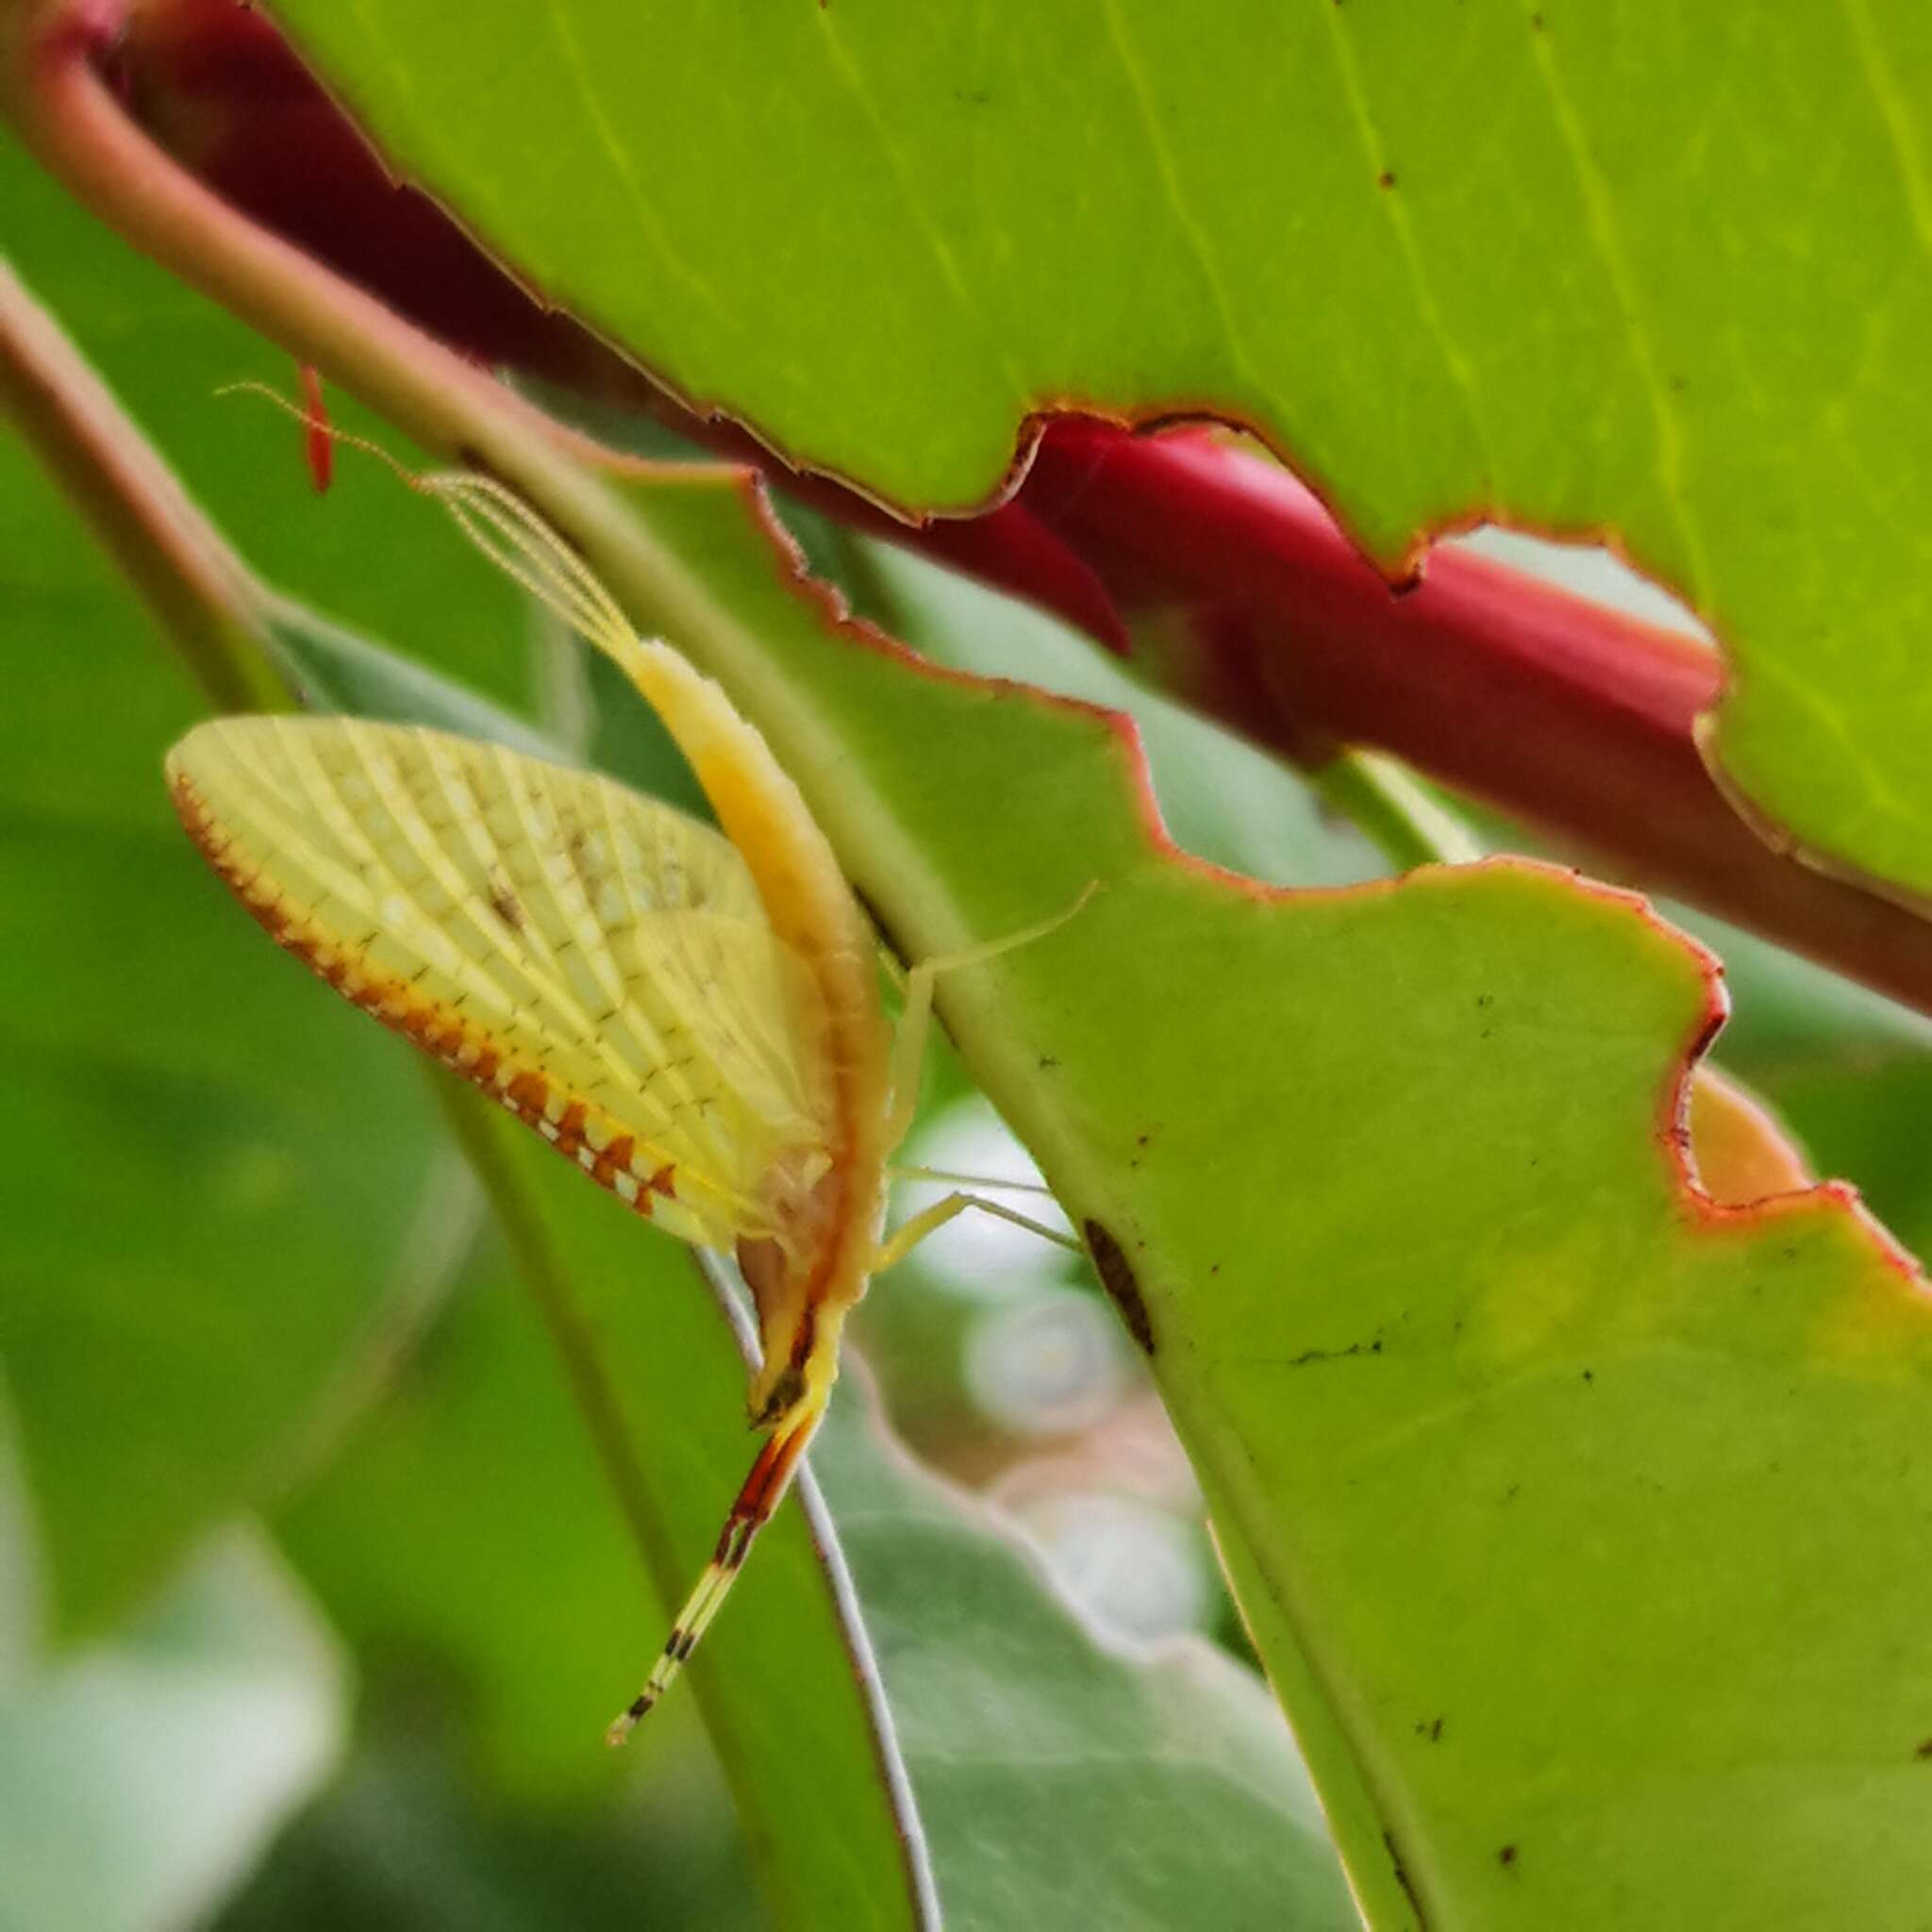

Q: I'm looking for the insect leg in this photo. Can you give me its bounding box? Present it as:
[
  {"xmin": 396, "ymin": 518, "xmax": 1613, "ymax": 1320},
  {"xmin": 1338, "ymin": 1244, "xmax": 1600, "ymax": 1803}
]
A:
[
  {"xmin": 881, "ymin": 879, "xmax": 1101, "ymax": 1156},
  {"xmin": 882, "ymin": 956, "xmax": 941, "ymax": 1157},
  {"xmin": 886, "ymin": 1161, "xmax": 1057, "ymax": 1195},
  {"xmin": 873, "ymin": 1190, "xmax": 1082, "ymax": 1274},
  {"xmin": 605, "ymin": 1398, "xmax": 824, "ymax": 1746}
]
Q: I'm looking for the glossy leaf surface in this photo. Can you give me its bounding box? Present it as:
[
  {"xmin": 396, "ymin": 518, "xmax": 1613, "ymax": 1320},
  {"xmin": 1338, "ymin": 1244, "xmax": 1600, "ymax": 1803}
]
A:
[{"xmin": 269, "ymin": 1, "xmax": 1932, "ymax": 898}]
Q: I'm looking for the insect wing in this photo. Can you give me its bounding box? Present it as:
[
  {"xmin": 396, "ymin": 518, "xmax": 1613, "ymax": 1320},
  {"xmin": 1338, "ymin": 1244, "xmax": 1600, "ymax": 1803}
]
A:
[{"xmin": 166, "ymin": 715, "xmax": 834, "ymax": 1248}]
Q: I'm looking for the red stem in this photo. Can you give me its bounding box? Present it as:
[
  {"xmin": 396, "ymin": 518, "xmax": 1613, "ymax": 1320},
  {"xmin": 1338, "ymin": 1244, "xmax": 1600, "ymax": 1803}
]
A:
[{"xmin": 1016, "ymin": 425, "xmax": 1932, "ymax": 1011}]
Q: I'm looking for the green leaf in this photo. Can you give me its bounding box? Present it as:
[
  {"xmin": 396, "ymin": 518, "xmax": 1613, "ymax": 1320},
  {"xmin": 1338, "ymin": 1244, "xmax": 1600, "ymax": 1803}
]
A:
[
  {"xmin": 459, "ymin": 459, "xmax": 1931, "ymax": 1927},
  {"xmin": 275, "ymin": 1121, "xmax": 1353, "ymax": 1927},
  {"xmin": 831, "ymin": 533, "xmax": 1383, "ymax": 891},
  {"xmin": 215, "ymin": 1728, "xmax": 763, "ymax": 1931},
  {"xmin": 263, "ymin": 602, "xmax": 561, "ymax": 762},
  {"xmin": 812, "ymin": 1387, "xmax": 1356, "ymax": 1931},
  {"xmin": 263, "ymin": 3, "xmax": 1932, "ymax": 898},
  {"xmin": 888, "ymin": 523, "xmax": 1932, "ymax": 1279},
  {"xmin": 0, "ymin": 1528, "xmax": 344, "ymax": 1932},
  {"xmin": 0, "ymin": 425, "xmax": 443, "ymax": 1632}
]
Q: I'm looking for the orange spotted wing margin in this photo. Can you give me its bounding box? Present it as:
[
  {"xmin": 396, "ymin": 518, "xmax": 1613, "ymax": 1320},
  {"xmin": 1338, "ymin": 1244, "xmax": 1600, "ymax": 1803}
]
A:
[{"xmin": 166, "ymin": 758, "xmax": 687, "ymax": 1226}]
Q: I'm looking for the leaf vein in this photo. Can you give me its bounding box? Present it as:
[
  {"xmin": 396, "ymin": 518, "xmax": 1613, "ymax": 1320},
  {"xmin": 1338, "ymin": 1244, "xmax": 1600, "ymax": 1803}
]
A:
[
  {"xmin": 1524, "ymin": 16, "xmax": 1713, "ymax": 605},
  {"xmin": 542, "ymin": 2, "xmax": 736, "ymax": 331},
  {"xmin": 1100, "ymin": 0, "xmax": 1269, "ymax": 400},
  {"xmin": 1313, "ymin": 0, "xmax": 1502, "ymax": 496}
]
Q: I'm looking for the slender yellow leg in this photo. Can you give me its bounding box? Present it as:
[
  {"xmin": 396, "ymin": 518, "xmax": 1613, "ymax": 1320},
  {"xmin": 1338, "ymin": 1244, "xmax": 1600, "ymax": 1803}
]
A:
[
  {"xmin": 887, "ymin": 1162, "xmax": 1057, "ymax": 1195},
  {"xmin": 873, "ymin": 1189, "xmax": 1082, "ymax": 1274},
  {"xmin": 882, "ymin": 958, "xmax": 941, "ymax": 1158},
  {"xmin": 881, "ymin": 881, "xmax": 1099, "ymax": 1155}
]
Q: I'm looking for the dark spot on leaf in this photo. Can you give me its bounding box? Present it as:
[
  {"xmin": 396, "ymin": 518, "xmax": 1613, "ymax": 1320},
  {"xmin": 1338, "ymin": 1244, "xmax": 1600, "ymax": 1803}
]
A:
[
  {"xmin": 1085, "ymin": 1219, "xmax": 1155, "ymax": 1357},
  {"xmin": 1039, "ymin": 1055, "xmax": 1059, "ymax": 1073},
  {"xmin": 1917, "ymin": 1738, "xmax": 1932, "ymax": 1759},
  {"xmin": 1378, "ymin": 168, "xmax": 1396, "ymax": 190},
  {"xmin": 1288, "ymin": 1332, "xmax": 1386, "ymax": 1368},
  {"xmin": 491, "ymin": 886, "xmax": 525, "ymax": 931},
  {"xmin": 1499, "ymin": 1844, "xmax": 1518, "ymax": 1869},
  {"xmin": 1581, "ymin": 1368, "xmax": 1594, "ymax": 1384}
]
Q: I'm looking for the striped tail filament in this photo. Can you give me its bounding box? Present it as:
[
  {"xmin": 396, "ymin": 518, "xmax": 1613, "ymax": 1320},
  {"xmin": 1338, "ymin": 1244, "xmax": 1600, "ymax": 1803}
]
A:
[{"xmin": 605, "ymin": 1399, "xmax": 826, "ymax": 1746}]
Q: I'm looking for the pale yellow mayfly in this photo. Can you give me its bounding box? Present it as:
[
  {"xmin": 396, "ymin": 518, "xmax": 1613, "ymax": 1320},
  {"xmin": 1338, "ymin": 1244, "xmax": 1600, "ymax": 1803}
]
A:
[{"xmin": 166, "ymin": 468, "xmax": 1082, "ymax": 1742}]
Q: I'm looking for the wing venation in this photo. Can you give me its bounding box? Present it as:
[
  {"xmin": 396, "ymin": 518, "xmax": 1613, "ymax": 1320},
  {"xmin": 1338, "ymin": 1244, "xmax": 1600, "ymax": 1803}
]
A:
[{"xmin": 168, "ymin": 715, "xmax": 835, "ymax": 1247}]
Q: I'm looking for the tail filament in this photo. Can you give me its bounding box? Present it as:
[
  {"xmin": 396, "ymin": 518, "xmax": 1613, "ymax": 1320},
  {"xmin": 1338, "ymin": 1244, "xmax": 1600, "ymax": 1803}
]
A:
[{"xmin": 605, "ymin": 1403, "xmax": 824, "ymax": 1746}]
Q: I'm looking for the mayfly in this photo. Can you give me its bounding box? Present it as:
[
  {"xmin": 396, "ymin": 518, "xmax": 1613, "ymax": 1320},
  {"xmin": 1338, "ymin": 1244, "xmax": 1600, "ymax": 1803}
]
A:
[{"xmin": 165, "ymin": 443, "xmax": 1083, "ymax": 1743}]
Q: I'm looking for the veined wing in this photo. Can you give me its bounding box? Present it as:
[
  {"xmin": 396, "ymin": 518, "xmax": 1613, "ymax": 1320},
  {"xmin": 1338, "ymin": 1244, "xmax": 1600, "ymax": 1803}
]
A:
[{"xmin": 166, "ymin": 715, "xmax": 836, "ymax": 1249}]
